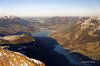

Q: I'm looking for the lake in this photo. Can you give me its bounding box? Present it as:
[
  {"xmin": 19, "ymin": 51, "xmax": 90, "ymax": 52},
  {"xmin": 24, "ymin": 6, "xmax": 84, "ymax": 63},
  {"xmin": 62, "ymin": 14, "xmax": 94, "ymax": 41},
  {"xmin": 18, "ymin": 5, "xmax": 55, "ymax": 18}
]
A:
[{"xmin": 32, "ymin": 28, "xmax": 50, "ymax": 37}]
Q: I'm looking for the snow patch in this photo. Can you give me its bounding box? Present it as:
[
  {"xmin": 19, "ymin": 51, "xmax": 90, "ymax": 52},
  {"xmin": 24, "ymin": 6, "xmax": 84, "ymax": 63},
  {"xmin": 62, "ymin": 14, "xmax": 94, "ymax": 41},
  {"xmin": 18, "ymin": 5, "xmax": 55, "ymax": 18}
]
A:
[
  {"xmin": 13, "ymin": 51, "xmax": 43, "ymax": 65},
  {"xmin": 30, "ymin": 59, "xmax": 42, "ymax": 64}
]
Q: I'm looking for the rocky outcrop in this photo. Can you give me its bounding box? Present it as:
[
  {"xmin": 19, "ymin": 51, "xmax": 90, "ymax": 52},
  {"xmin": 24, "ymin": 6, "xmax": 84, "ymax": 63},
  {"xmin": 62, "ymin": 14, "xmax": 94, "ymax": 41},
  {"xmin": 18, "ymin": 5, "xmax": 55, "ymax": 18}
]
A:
[
  {"xmin": 0, "ymin": 49, "xmax": 45, "ymax": 66},
  {"xmin": 0, "ymin": 34, "xmax": 35, "ymax": 44}
]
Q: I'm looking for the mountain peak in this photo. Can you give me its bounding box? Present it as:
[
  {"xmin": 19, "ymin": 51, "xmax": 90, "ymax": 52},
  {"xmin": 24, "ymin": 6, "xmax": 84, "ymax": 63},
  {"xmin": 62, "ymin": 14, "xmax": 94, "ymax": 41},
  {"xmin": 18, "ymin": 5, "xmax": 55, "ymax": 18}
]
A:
[{"xmin": 0, "ymin": 16, "xmax": 16, "ymax": 19}]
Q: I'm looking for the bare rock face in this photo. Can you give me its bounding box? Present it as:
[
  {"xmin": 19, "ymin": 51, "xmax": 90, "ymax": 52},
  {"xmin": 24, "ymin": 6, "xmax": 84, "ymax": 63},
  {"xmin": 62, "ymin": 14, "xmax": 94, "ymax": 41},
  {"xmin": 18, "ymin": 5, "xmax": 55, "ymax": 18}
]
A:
[
  {"xmin": 0, "ymin": 34, "xmax": 35, "ymax": 44},
  {"xmin": 0, "ymin": 49, "xmax": 45, "ymax": 66}
]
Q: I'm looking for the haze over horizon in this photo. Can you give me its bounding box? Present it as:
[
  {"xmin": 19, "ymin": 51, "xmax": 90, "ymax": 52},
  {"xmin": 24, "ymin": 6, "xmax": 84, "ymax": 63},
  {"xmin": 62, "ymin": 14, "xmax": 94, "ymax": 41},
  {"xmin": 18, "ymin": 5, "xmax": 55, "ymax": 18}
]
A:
[{"xmin": 0, "ymin": 0, "xmax": 100, "ymax": 17}]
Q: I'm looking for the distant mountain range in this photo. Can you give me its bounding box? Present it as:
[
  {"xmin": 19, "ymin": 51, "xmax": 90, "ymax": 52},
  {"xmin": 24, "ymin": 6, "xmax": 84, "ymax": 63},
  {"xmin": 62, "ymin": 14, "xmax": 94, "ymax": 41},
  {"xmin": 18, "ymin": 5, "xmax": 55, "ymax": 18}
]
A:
[{"xmin": 0, "ymin": 16, "xmax": 39, "ymax": 34}]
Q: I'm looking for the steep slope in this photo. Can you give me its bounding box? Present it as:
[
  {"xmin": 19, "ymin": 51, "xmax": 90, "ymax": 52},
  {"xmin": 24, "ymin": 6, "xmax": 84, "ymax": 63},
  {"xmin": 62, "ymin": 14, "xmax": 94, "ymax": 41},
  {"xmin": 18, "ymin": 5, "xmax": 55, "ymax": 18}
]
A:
[
  {"xmin": 51, "ymin": 17, "xmax": 100, "ymax": 47},
  {"xmin": 0, "ymin": 16, "xmax": 39, "ymax": 34},
  {"xmin": 51, "ymin": 17, "xmax": 100, "ymax": 60},
  {"xmin": 0, "ymin": 49, "xmax": 45, "ymax": 66}
]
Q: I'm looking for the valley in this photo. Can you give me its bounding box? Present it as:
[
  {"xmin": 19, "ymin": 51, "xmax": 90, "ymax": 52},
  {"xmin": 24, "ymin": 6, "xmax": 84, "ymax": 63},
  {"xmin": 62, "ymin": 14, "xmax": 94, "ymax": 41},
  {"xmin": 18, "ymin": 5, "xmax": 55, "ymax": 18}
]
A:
[{"xmin": 0, "ymin": 16, "xmax": 100, "ymax": 66}]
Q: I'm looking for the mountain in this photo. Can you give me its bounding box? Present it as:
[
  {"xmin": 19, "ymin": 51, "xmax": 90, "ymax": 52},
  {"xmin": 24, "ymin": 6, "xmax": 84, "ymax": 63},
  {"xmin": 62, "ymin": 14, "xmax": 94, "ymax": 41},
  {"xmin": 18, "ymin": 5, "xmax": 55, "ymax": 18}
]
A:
[
  {"xmin": 0, "ymin": 34, "xmax": 99, "ymax": 66},
  {"xmin": 50, "ymin": 16, "xmax": 100, "ymax": 60},
  {"xmin": 0, "ymin": 34, "xmax": 35, "ymax": 44},
  {"xmin": 0, "ymin": 16, "xmax": 100, "ymax": 66},
  {"xmin": 0, "ymin": 16, "xmax": 39, "ymax": 34},
  {"xmin": 39, "ymin": 16, "xmax": 88, "ymax": 28},
  {"xmin": 0, "ymin": 49, "xmax": 45, "ymax": 66}
]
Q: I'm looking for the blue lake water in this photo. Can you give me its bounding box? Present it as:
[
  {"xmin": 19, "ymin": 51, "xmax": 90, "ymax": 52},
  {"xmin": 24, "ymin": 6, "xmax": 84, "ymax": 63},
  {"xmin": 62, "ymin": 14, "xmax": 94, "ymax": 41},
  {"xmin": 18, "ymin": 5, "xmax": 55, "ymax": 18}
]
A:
[
  {"xmin": 32, "ymin": 28, "xmax": 50, "ymax": 37},
  {"xmin": 31, "ymin": 28, "xmax": 88, "ymax": 66}
]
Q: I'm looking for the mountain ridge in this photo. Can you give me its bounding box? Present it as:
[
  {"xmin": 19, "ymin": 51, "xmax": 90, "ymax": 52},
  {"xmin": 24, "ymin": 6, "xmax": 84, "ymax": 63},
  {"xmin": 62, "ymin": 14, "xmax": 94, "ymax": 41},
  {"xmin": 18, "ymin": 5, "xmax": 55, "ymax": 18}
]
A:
[{"xmin": 0, "ymin": 16, "xmax": 39, "ymax": 34}]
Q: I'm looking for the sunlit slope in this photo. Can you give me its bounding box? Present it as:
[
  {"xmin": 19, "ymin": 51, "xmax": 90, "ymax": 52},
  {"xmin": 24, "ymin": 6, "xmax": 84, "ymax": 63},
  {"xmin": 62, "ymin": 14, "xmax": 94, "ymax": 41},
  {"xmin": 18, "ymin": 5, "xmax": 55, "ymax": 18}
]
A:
[
  {"xmin": 51, "ymin": 17, "xmax": 100, "ymax": 60},
  {"xmin": 0, "ymin": 49, "xmax": 45, "ymax": 66},
  {"xmin": 0, "ymin": 34, "xmax": 35, "ymax": 44}
]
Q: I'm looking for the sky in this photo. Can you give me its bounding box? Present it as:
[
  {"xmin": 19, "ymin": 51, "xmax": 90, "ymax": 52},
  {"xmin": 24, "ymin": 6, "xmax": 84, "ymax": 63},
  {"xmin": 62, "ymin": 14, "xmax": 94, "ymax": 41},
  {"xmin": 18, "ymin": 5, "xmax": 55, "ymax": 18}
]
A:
[{"xmin": 0, "ymin": 0, "xmax": 100, "ymax": 17}]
